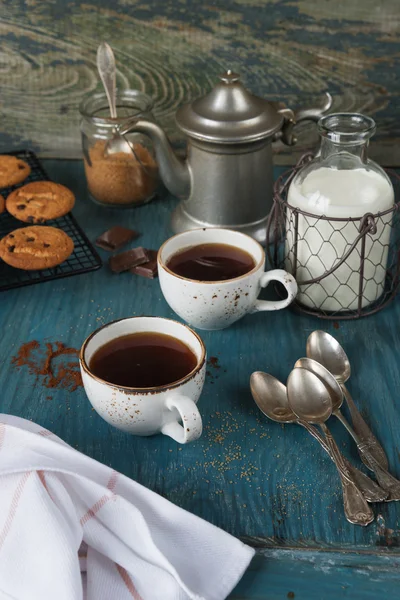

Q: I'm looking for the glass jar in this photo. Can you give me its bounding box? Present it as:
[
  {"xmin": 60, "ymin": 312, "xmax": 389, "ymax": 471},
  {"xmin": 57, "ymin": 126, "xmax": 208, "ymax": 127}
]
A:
[
  {"xmin": 286, "ymin": 113, "xmax": 395, "ymax": 311},
  {"xmin": 79, "ymin": 90, "xmax": 160, "ymax": 207}
]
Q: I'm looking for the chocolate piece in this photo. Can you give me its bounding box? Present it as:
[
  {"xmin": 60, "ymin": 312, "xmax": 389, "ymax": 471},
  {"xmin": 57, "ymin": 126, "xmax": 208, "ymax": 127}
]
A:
[
  {"xmin": 131, "ymin": 249, "xmax": 158, "ymax": 279},
  {"xmin": 96, "ymin": 226, "xmax": 139, "ymax": 251},
  {"xmin": 109, "ymin": 247, "xmax": 149, "ymax": 273}
]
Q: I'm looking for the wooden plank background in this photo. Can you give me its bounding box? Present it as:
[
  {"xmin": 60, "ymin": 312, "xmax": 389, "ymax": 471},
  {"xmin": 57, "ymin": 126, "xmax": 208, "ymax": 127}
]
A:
[{"xmin": 0, "ymin": 0, "xmax": 399, "ymax": 164}]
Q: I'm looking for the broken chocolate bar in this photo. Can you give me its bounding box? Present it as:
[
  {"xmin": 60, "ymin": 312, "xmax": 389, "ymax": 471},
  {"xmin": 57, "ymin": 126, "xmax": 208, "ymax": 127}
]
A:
[
  {"xmin": 130, "ymin": 249, "xmax": 158, "ymax": 279},
  {"xmin": 109, "ymin": 247, "xmax": 149, "ymax": 273},
  {"xmin": 96, "ymin": 226, "xmax": 139, "ymax": 251}
]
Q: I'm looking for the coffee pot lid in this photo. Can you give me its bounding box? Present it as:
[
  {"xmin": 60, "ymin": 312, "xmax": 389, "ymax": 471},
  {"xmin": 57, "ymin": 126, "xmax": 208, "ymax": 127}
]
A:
[{"xmin": 175, "ymin": 70, "xmax": 284, "ymax": 144}]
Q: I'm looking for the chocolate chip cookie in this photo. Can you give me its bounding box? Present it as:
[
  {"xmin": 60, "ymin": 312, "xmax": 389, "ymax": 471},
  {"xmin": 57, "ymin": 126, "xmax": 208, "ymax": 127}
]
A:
[
  {"xmin": 0, "ymin": 195, "xmax": 4, "ymax": 214},
  {"xmin": 0, "ymin": 155, "xmax": 31, "ymax": 188},
  {"xmin": 0, "ymin": 226, "xmax": 74, "ymax": 270},
  {"xmin": 6, "ymin": 181, "xmax": 75, "ymax": 223}
]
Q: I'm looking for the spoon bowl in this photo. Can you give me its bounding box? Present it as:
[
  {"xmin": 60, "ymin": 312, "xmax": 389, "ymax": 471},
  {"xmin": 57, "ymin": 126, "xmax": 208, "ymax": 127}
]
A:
[
  {"xmin": 307, "ymin": 330, "xmax": 351, "ymax": 383},
  {"xmin": 105, "ymin": 134, "xmax": 134, "ymax": 156},
  {"xmin": 294, "ymin": 357, "xmax": 344, "ymax": 412},
  {"xmin": 250, "ymin": 371, "xmax": 296, "ymax": 423},
  {"xmin": 287, "ymin": 367, "xmax": 333, "ymax": 424}
]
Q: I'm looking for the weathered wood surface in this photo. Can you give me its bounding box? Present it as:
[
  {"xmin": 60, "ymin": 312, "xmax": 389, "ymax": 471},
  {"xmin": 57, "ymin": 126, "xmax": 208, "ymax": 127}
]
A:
[
  {"xmin": 0, "ymin": 0, "xmax": 400, "ymax": 164},
  {"xmin": 1, "ymin": 159, "xmax": 400, "ymax": 597},
  {"xmin": 234, "ymin": 549, "xmax": 400, "ymax": 599},
  {"xmin": 2, "ymin": 159, "xmax": 400, "ymax": 550}
]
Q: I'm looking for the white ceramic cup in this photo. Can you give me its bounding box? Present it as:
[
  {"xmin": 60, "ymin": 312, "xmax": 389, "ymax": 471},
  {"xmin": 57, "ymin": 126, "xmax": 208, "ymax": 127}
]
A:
[
  {"xmin": 80, "ymin": 316, "xmax": 206, "ymax": 443},
  {"xmin": 158, "ymin": 228, "xmax": 298, "ymax": 330}
]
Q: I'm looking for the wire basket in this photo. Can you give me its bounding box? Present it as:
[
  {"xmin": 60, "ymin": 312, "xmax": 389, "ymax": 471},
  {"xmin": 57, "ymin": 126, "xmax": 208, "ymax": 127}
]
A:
[
  {"xmin": 0, "ymin": 150, "xmax": 102, "ymax": 292},
  {"xmin": 266, "ymin": 154, "xmax": 400, "ymax": 319}
]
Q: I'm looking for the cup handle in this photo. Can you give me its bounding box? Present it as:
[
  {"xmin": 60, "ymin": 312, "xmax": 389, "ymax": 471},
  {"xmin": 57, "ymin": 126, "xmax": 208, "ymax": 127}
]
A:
[
  {"xmin": 161, "ymin": 394, "xmax": 203, "ymax": 444},
  {"xmin": 251, "ymin": 269, "xmax": 298, "ymax": 313}
]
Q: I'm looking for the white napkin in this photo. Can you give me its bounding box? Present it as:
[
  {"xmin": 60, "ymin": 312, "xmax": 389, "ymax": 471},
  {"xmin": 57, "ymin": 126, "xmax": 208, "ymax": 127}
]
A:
[{"xmin": 0, "ymin": 415, "xmax": 254, "ymax": 600}]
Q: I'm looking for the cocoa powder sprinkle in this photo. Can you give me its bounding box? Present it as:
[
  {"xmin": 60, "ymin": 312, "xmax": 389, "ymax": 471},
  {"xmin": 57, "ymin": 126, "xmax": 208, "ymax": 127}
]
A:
[
  {"xmin": 12, "ymin": 340, "xmax": 82, "ymax": 392},
  {"xmin": 208, "ymin": 356, "xmax": 221, "ymax": 369}
]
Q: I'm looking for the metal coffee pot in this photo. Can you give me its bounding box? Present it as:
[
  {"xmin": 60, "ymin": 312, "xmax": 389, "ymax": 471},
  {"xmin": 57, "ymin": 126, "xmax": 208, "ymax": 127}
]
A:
[{"xmin": 119, "ymin": 71, "xmax": 331, "ymax": 243}]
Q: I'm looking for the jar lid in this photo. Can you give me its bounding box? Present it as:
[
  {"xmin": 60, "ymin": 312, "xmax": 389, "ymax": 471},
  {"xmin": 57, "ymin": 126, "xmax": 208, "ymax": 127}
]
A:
[{"xmin": 175, "ymin": 71, "xmax": 283, "ymax": 144}]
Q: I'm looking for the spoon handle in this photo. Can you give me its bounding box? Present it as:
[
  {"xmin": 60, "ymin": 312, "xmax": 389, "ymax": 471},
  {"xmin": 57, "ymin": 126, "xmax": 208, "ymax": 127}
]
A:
[
  {"xmin": 334, "ymin": 409, "xmax": 400, "ymax": 501},
  {"xmin": 320, "ymin": 423, "xmax": 374, "ymax": 526},
  {"xmin": 357, "ymin": 449, "xmax": 400, "ymax": 502},
  {"xmin": 342, "ymin": 384, "xmax": 389, "ymax": 471},
  {"xmin": 298, "ymin": 421, "xmax": 388, "ymax": 502},
  {"xmin": 97, "ymin": 42, "xmax": 117, "ymax": 119},
  {"xmin": 344, "ymin": 461, "xmax": 389, "ymax": 503}
]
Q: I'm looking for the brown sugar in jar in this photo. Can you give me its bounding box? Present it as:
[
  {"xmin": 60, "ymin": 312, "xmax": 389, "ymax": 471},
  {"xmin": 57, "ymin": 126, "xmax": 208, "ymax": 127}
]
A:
[
  {"xmin": 80, "ymin": 90, "xmax": 160, "ymax": 207},
  {"xmin": 84, "ymin": 140, "xmax": 159, "ymax": 206}
]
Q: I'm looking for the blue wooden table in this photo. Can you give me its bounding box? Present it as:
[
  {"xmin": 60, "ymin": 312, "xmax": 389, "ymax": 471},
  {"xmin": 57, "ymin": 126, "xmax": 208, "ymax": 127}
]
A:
[{"xmin": 1, "ymin": 160, "xmax": 400, "ymax": 598}]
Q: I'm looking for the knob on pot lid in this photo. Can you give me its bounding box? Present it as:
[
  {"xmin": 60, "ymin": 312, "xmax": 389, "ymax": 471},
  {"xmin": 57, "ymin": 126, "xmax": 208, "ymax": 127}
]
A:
[{"xmin": 175, "ymin": 70, "xmax": 284, "ymax": 144}]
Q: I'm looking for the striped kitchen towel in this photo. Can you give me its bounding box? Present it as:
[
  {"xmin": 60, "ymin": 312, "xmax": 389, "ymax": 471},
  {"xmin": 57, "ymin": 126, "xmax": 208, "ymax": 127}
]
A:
[{"xmin": 0, "ymin": 415, "xmax": 254, "ymax": 600}]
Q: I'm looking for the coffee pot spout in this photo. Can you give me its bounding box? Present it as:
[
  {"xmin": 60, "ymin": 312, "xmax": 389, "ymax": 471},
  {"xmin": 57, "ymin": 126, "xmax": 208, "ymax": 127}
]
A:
[{"xmin": 118, "ymin": 117, "xmax": 191, "ymax": 199}]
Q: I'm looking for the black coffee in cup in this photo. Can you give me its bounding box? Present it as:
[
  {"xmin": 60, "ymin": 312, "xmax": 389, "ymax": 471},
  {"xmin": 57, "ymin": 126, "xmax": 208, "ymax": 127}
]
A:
[
  {"xmin": 89, "ymin": 332, "xmax": 197, "ymax": 388},
  {"xmin": 166, "ymin": 243, "xmax": 255, "ymax": 282}
]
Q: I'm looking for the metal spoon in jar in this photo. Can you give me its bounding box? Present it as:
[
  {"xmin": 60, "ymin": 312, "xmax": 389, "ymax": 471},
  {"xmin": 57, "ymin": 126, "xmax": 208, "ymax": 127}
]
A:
[
  {"xmin": 96, "ymin": 42, "xmax": 133, "ymax": 157},
  {"xmin": 295, "ymin": 357, "xmax": 400, "ymax": 501},
  {"xmin": 287, "ymin": 367, "xmax": 374, "ymax": 526},
  {"xmin": 250, "ymin": 371, "xmax": 386, "ymax": 503},
  {"xmin": 306, "ymin": 330, "xmax": 388, "ymax": 471}
]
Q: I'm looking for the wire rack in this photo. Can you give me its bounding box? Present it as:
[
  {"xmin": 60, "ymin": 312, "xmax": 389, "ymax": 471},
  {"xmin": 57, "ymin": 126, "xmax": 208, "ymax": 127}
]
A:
[
  {"xmin": 0, "ymin": 150, "xmax": 102, "ymax": 292},
  {"xmin": 266, "ymin": 154, "xmax": 400, "ymax": 319}
]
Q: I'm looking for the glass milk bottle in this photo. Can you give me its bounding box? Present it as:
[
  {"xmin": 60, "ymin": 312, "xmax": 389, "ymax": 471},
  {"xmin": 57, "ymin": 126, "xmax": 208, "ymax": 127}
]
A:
[{"xmin": 286, "ymin": 113, "xmax": 394, "ymax": 311}]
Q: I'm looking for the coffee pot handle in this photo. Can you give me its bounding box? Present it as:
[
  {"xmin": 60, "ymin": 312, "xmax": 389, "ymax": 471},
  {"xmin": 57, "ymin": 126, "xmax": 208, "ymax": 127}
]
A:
[
  {"xmin": 161, "ymin": 394, "xmax": 203, "ymax": 444},
  {"xmin": 274, "ymin": 92, "xmax": 332, "ymax": 146}
]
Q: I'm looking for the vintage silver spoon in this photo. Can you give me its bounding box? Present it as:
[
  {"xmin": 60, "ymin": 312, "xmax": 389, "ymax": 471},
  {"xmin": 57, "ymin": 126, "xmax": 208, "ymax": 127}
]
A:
[
  {"xmin": 250, "ymin": 371, "xmax": 386, "ymax": 503},
  {"xmin": 307, "ymin": 330, "xmax": 388, "ymax": 471},
  {"xmin": 295, "ymin": 357, "xmax": 399, "ymax": 501},
  {"xmin": 96, "ymin": 42, "xmax": 132, "ymax": 157},
  {"xmin": 287, "ymin": 367, "xmax": 374, "ymax": 526}
]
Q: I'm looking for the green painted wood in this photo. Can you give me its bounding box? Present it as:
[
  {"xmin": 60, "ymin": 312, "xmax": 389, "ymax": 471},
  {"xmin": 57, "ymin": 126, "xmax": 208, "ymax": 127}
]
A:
[
  {"xmin": 0, "ymin": 1, "xmax": 399, "ymax": 164},
  {"xmin": 2, "ymin": 159, "xmax": 400, "ymax": 595}
]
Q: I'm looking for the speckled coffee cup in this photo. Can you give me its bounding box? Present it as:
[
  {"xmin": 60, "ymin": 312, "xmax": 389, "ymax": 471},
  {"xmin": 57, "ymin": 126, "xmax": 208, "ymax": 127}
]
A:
[
  {"xmin": 80, "ymin": 316, "xmax": 205, "ymax": 443},
  {"xmin": 158, "ymin": 228, "xmax": 298, "ymax": 330}
]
